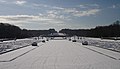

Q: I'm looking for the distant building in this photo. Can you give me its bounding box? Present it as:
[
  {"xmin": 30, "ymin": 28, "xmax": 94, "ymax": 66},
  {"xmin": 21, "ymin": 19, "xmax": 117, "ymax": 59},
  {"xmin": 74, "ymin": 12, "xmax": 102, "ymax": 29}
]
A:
[{"xmin": 48, "ymin": 33, "xmax": 67, "ymax": 37}]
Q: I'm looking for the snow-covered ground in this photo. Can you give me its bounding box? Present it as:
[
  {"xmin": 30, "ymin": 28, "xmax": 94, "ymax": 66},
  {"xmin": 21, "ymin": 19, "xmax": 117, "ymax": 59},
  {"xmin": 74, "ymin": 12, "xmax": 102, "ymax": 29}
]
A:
[
  {"xmin": 0, "ymin": 40, "xmax": 120, "ymax": 69},
  {"xmin": 0, "ymin": 37, "xmax": 45, "ymax": 53},
  {"xmin": 73, "ymin": 37, "xmax": 120, "ymax": 52}
]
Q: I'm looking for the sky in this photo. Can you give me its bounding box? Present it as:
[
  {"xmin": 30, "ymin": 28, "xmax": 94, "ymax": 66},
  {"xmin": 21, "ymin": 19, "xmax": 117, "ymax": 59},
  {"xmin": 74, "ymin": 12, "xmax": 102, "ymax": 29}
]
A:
[{"xmin": 0, "ymin": 0, "xmax": 120, "ymax": 31}]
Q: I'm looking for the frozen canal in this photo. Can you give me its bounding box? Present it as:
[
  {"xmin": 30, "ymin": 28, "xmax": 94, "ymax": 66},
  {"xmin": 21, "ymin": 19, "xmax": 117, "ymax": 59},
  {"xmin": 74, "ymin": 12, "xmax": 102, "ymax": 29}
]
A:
[{"xmin": 0, "ymin": 40, "xmax": 120, "ymax": 69}]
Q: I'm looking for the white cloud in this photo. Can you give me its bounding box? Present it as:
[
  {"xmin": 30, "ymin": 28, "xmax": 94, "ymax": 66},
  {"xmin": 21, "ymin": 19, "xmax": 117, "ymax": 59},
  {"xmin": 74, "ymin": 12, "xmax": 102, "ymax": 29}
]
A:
[
  {"xmin": 4, "ymin": 2, "xmax": 100, "ymax": 18},
  {"xmin": 72, "ymin": 9, "xmax": 100, "ymax": 17},
  {"xmin": 109, "ymin": 4, "xmax": 120, "ymax": 9},
  {"xmin": 0, "ymin": 0, "xmax": 27, "ymax": 5},
  {"xmin": 41, "ymin": 4, "xmax": 101, "ymax": 18},
  {"xmin": 78, "ymin": 4, "xmax": 99, "ymax": 8},
  {"xmin": 33, "ymin": 3, "xmax": 64, "ymax": 10},
  {"xmin": 62, "ymin": 8, "xmax": 100, "ymax": 17},
  {"xmin": 110, "ymin": 5, "xmax": 117, "ymax": 9},
  {"xmin": 112, "ymin": 5, "xmax": 116, "ymax": 8},
  {"xmin": 33, "ymin": 3, "xmax": 48, "ymax": 8},
  {"xmin": 46, "ymin": 10, "xmax": 69, "ymax": 19},
  {"xmin": 52, "ymin": 6, "xmax": 64, "ymax": 10},
  {"xmin": 0, "ymin": 15, "xmax": 53, "ymax": 22},
  {"xmin": 0, "ymin": 2, "xmax": 101, "ymax": 29},
  {"xmin": 0, "ymin": 0, "xmax": 6, "ymax": 3},
  {"xmin": 0, "ymin": 14, "xmax": 66, "ymax": 29},
  {"xmin": 79, "ymin": 5, "xmax": 87, "ymax": 8},
  {"xmin": 64, "ymin": 8, "xmax": 77, "ymax": 13},
  {"xmin": 15, "ymin": 1, "xmax": 26, "ymax": 5},
  {"xmin": 89, "ymin": 4, "xmax": 99, "ymax": 7},
  {"xmin": 47, "ymin": 10, "xmax": 58, "ymax": 14}
]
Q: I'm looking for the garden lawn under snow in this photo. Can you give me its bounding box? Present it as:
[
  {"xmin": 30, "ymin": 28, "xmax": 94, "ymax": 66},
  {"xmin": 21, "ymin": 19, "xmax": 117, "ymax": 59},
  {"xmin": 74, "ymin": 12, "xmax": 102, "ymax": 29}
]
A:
[
  {"xmin": 0, "ymin": 37, "xmax": 43, "ymax": 54},
  {"xmin": 74, "ymin": 37, "xmax": 120, "ymax": 52}
]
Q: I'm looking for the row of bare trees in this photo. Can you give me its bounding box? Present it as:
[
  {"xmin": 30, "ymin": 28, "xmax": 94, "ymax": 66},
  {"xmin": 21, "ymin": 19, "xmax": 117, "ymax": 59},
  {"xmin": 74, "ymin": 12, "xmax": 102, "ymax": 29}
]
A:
[
  {"xmin": 59, "ymin": 21, "xmax": 120, "ymax": 38},
  {"xmin": 0, "ymin": 23, "xmax": 57, "ymax": 39},
  {"xmin": 0, "ymin": 20, "xmax": 120, "ymax": 39}
]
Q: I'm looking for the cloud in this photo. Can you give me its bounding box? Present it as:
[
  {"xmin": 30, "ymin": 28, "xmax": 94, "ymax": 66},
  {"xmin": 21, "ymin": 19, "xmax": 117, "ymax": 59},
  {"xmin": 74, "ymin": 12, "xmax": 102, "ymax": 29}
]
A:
[
  {"xmin": 0, "ymin": 14, "xmax": 66, "ymax": 29},
  {"xmin": 0, "ymin": 15, "xmax": 54, "ymax": 22},
  {"xmin": 0, "ymin": 2, "xmax": 101, "ymax": 30},
  {"xmin": 112, "ymin": 5, "xmax": 116, "ymax": 8},
  {"xmin": 89, "ymin": 4, "xmax": 99, "ymax": 7},
  {"xmin": 35, "ymin": 4, "xmax": 101, "ymax": 17},
  {"xmin": 72, "ymin": 9, "xmax": 100, "ymax": 17},
  {"xmin": 33, "ymin": 3, "xmax": 49, "ymax": 8},
  {"xmin": 64, "ymin": 8, "xmax": 77, "ymax": 13},
  {"xmin": 52, "ymin": 6, "xmax": 64, "ymax": 10},
  {"xmin": 0, "ymin": 1, "xmax": 101, "ymax": 19},
  {"xmin": 0, "ymin": 0, "xmax": 27, "ymax": 5},
  {"xmin": 1, "ymin": 1, "xmax": 100, "ymax": 18},
  {"xmin": 0, "ymin": 0, "xmax": 6, "ymax": 3},
  {"xmin": 33, "ymin": 3, "xmax": 64, "ymax": 10},
  {"xmin": 78, "ymin": 4, "xmax": 99, "ymax": 8},
  {"xmin": 38, "ymin": 9, "xmax": 69, "ymax": 20},
  {"xmin": 14, "ymin": 1, "xmax": 26, "ymax": 5},
  {"xmin": 79, "ymin": 5, "xmax": 87, "ymax": 8},
  {"xmin": 108, "ymin": 4, "xmax": 120, "ymax": 9},
  {"xmin": 109, "ymin": 4, "xmax": 120, "ymax": 9},
  {"xmin": 62, "ymin": 8, "xmax": 100, "ymax": 17}
]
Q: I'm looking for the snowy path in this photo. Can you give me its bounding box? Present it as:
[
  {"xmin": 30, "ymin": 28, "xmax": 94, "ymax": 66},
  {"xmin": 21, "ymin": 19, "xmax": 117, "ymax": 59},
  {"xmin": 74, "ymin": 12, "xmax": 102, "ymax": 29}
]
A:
[
  {"xmin": 84, "ymin": 45, "xmax": 120, "ymax": 60},
  {"xmin": 0, "ymin": 43, "xmax": 44, "ymax": 62},
  {"xmin": 0, "ymin": 40, "xmax": 120, "ymax": 69},
  {"xmin": 0, "ymin": 46, "xmax": 36, "ymax": 62}
]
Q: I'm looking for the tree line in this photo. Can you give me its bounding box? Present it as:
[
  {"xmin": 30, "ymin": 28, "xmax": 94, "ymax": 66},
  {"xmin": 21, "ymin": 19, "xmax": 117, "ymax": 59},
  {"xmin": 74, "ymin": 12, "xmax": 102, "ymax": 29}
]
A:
[
  {"xmin": 0, "ymin": 23, "xmax": 57, "ymax": 39},
  {"xmin": 59, "ymin": 20, "xmax": 120, "ymax": 38},
  {"xmin": 0, "ymin": 20, "xmax": 120, "ymax": 39},
  {"xmin": 0, "ymin": 23, "xmax": 21, "ymax": 39}
]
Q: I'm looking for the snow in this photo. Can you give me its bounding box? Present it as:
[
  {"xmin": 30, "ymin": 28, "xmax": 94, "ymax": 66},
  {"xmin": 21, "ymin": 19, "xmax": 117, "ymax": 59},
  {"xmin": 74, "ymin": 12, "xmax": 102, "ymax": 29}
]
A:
[
  {"xmin": 0, "ymin": 46, "xmax": 36, "ymax": 62},
  {"xmin": 0, "ymin": 38, "xmax": 43, "ymax": 53},
  {"xmin": 84, "ymin": 45, "xmax": 120, "ymax": 60},
  {"xmin": 76, "ymin": 37, "xmax": 120, "ymax": 52},
  {"xmin": 0, "ymin": 40, "xmax": 120, "ymax": 69}
]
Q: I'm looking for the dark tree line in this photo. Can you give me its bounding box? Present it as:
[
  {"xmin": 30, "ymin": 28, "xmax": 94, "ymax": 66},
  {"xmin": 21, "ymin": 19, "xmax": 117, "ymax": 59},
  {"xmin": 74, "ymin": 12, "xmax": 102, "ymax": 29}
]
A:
[
  {"xmin": 0, "ymin": 23, "xmax": 21, "ymax": 38},
  {"xmin": 59, "ymin": 29, "xmax": 89, "ymax": 37},
  {"xmin": 1, "ymin": 20, "xmax": 120, "ymax": 39},
  {"xmin": 0, "ymin": 23, "xmax": 57, "ymax": 39},
  {"xmin": 59, "ymin": 20, "xmax": 120, "ymax": 38},
  {"xmin": 20, "ymin": 29, "xmax": 57, "ymax": 38}
]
